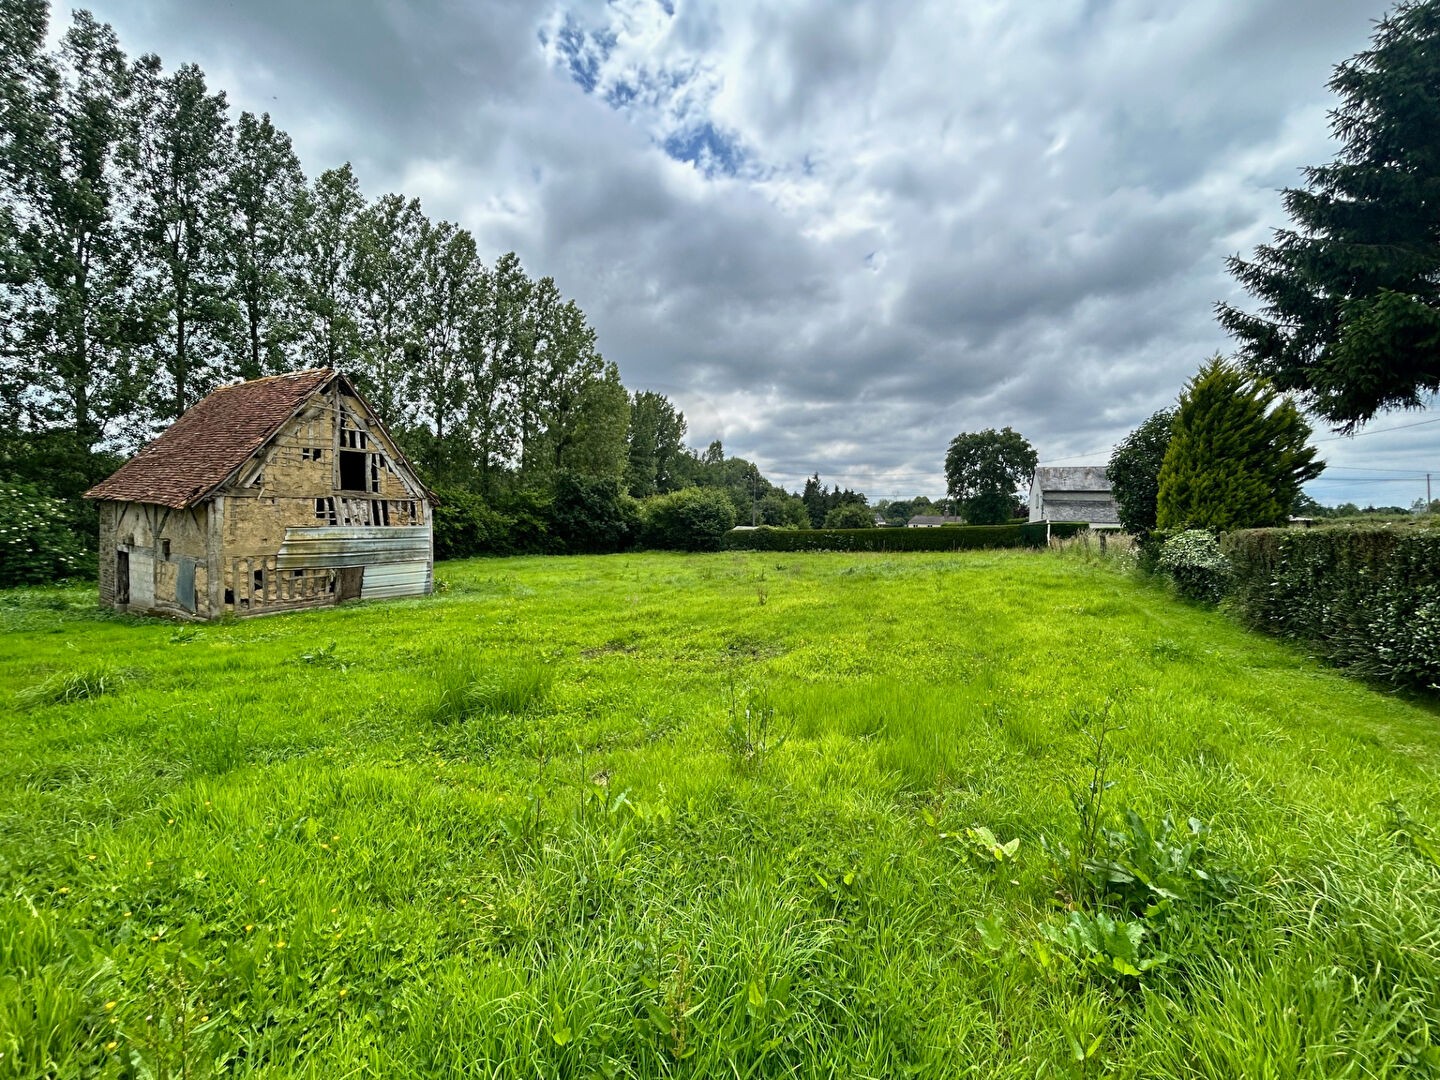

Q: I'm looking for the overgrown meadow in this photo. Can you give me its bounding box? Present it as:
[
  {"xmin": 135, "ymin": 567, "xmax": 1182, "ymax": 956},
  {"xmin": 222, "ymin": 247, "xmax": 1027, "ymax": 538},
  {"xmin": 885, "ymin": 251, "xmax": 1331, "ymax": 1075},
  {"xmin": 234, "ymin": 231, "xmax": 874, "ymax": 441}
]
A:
[{"xmin": 2, "ymin": 549, "xmax": 1438, "ymax": 1077}]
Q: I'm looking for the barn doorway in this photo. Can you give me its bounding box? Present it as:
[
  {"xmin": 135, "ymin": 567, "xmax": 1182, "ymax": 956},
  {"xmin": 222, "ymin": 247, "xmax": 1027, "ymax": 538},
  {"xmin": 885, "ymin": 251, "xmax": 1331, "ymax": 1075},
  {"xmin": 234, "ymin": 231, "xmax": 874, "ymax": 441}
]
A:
[
  {"xmin": 115, "ymin": 551, "xmax": 129, "ymax": 605},
  {"xmin": 336, "ymin": 567, "xmax": 363, "ymax": 602}
]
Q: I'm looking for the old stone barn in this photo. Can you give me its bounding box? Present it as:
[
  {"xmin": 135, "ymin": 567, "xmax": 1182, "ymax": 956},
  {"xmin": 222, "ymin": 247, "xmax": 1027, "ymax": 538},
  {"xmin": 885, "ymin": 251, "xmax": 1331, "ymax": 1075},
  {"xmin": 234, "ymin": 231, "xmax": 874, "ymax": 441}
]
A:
[{"xmin": 85, "ymin": 369, "xmax": 434, "ymax": 619}]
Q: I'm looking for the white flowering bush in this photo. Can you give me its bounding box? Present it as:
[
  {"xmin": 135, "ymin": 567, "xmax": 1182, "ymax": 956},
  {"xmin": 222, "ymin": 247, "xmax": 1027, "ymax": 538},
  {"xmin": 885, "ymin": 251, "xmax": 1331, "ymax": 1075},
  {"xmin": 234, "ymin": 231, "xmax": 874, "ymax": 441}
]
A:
[
  {"xmin": 0, "ymin": 483, "xmax": 91, "ymax": 587},
  {"xmin": 1156, "ymin": 529, "xmax": 1231, "ymax": 603}
]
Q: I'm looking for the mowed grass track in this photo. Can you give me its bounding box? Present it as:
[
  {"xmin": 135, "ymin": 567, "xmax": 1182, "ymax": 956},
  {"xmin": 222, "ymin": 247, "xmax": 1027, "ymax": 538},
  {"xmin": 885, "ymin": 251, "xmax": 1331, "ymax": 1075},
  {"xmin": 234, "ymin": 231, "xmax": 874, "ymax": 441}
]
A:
[{"xmin": 2, "ymin": 550, "xmax": 1438, "ymax": 1078}]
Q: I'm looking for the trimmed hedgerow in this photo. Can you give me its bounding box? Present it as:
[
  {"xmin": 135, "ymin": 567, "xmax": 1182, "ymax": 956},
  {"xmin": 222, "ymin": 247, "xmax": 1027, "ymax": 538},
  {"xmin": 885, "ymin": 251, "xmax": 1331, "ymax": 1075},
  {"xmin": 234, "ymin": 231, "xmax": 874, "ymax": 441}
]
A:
[
  {"xmin": 724, "ymin": 521, "xmax": 1087, "ymax": 553},
  {"xmin": 1156, "ymin": 529, "xmax": 1231, "ymax": 604},
  {"xmin": 1223, "ymin": 524, "xmax": 1440, "ymax": 690}
]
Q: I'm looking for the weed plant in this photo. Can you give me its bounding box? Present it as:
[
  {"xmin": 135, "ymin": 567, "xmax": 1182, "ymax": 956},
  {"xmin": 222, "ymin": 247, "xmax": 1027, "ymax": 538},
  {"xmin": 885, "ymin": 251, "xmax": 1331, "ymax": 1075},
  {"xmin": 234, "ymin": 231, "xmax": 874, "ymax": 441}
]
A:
[{"xmin": 1, "ymin": 550, "xmax": 1438, "ymax": 1077}]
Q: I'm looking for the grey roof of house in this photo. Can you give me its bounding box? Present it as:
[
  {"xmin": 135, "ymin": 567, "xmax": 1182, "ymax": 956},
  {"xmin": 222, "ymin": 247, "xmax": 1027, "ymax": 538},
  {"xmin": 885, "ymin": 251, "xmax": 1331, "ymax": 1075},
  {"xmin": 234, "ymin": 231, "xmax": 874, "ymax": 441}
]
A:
[
  {"xmin": 906, "ymin": 515, "xmax": 964, "ymax": 525},
  {"xmin": 1031, "ymin": 465, "xmax": 1111, "ymax": 493}
]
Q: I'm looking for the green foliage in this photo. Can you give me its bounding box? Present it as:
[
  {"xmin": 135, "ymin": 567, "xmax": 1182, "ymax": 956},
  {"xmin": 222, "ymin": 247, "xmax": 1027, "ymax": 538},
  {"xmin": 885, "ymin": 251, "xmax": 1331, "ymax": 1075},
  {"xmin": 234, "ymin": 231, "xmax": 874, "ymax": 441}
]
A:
[
  {"xmin": 1224, "ymin": 524, "xmax": 1440, "ymax": 689},
  {"xmin": 1218, "ymin": 0, "xmax": 1440, "ymax": 428},
  {"xmin": 431, "ymin": 486, "xmax": 528, "ymax": 559},
  {"xmin": 725, "ymin": 522, "xmax": 1086, "ymax": 552},
  {"xmin": 822, "ymin": 502, "xmax": 874, "ymax": 529},
  {"xmin": 1077, "ymin": 810, "xmax": 1237, "ymax": 917},
  {"xmin": 1156, "ymin": 530, "xmax": 1231, "ymax": 604},
  {"xmin": 756, "ymin": 491, "xmax": 809, "ymax": 528},
  {"xmin": 1108, "ymin": 409, "xmax": 1175, "ymax": 535},
  {"xmin": 1156, "ymin": 358, "xmax": 1323, "ymax": 530},
  {"xmin": 641, "ymin": 487, "xmax": 737, "ymax": 551},
  {"xmin": 547, "ymin": 473, "xmax": 640, "ymax": 554},
  {"xmin": 944, "ymin": 427, "xmax": 1038, "ymax": 525},
  {"xmin": 0, "ymin": 483, "xmax": 91, "ymax": 586},
  {"xmin": 624, "ymin": 391, "xmax": 687, "ymax": 498},
  {"xmin": 1041, "ymin": 910, "xmax": 1165, "ymax": 983}
]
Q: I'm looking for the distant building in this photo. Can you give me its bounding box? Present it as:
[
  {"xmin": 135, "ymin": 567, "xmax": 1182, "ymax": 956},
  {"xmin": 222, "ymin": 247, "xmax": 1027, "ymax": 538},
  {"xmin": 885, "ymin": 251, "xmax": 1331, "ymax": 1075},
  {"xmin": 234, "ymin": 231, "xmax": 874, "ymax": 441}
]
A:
[
  {"xmin": 1027, "ymin": 466, "xmax": 1121, "ymax": 530},
  {"xmin": 906, "ymin": 515, "xmax": 964, "ymax": 528},
  {"xmin": 85, "ymin": 369, "xmax": 434, "ymax": 619}
]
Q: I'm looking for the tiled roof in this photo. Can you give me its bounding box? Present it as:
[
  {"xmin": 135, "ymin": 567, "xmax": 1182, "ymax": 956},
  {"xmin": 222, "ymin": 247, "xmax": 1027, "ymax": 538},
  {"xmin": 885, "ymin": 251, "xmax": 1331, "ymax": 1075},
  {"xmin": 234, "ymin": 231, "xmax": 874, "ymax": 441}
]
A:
[
  {"xmin": 85, "ymin": 369, "xmax": 336, "ymax": 509},
  {"xmin": 1031, "ymin": 466, "xmax": 1111, "ymax": 492}
]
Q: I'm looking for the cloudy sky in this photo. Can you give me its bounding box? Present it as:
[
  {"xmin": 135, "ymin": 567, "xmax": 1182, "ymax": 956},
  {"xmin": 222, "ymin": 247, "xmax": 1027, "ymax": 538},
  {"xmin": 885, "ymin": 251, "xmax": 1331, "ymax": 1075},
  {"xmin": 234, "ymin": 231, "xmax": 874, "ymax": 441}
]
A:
[{"xmin": 80, "ymin": 0, "xmax": 1439, "ymax": 506}]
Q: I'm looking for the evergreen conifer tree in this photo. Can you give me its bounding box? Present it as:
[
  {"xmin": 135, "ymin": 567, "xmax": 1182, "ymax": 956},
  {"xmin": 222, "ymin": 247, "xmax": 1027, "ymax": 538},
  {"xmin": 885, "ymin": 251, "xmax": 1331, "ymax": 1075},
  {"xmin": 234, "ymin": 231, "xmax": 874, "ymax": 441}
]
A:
[
  {"xmin": 1217, "ymin": 0, "xmax": 1440, "ymax": 428},
  {"xmin": 1156, "ymin": 358, "xmax": 1324, "ymax": 530}
]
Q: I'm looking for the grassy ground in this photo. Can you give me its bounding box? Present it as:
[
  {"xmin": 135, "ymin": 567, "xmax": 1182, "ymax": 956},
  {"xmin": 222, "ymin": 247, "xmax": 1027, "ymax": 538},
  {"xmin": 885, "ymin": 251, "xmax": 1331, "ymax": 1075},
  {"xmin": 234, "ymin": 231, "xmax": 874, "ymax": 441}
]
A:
[{"xmin": 2, "ymin": 548, "xmax": 1438, "ymax": 1078}]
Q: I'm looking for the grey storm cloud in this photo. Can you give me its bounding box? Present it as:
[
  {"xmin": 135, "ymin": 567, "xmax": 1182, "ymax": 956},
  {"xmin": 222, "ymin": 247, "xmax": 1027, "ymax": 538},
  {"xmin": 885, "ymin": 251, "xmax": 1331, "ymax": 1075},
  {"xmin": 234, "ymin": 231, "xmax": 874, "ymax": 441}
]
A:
[{"xmin": 78, "ymin": 0, "xmax": 1439, "ymax": 505}]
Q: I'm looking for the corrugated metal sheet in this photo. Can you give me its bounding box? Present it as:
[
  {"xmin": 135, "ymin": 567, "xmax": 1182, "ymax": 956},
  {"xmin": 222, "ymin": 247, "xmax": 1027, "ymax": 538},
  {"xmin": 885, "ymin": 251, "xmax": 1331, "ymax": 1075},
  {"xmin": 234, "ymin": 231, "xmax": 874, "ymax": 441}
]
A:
[
  {"xmin": 275, "ymin": 525, "xmax": 430, "ymax": 570},
  {"xmin": 362, "ymin": 560, "xmax": 430, "ymax": 599}
]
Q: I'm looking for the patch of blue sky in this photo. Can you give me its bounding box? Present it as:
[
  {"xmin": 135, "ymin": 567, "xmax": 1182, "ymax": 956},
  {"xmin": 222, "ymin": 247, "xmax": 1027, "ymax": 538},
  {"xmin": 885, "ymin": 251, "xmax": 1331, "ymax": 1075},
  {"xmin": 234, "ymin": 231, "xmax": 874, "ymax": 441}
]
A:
[{"xmin": 662, "ymin": 121, "xmax": 746, "ymax": 177}]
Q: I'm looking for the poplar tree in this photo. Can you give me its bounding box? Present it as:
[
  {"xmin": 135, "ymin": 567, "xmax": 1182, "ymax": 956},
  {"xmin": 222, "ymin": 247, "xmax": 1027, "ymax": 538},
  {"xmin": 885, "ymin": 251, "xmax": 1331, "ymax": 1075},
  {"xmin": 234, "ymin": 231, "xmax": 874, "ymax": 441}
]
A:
[
  {"xmin": 0, "ymin": 10, "xmax": 145, "ymax": 445},
  {"xmin": 350, "ymin": 192, "xmax": 423, "ymax": 426},
  {"xmin": 293, "ymin": 163, "xmax": 363, "ymax": 369},
  {"xmin": 224, "ymin": 110, "xmax": 304, "ymax": 379},
  {"xmin": 1218, "ymin": 0, "xmax": 1440, "ymax": 429},
  {"xmin": 1156, "ymin": 358, "xmax": 1324, "ymax": 530},
  {"xmin": 126, "ymin": 58, "xmax": 237, "ymax": 421}
]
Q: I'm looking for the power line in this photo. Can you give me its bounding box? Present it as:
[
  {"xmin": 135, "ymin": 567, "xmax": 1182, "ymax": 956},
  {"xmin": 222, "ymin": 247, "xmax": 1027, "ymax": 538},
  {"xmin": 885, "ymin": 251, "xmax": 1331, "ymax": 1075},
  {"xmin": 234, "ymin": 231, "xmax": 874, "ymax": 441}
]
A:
[{"xmin": 1314, "ymin": 415, "xmax": 1440, "ymax": 443}]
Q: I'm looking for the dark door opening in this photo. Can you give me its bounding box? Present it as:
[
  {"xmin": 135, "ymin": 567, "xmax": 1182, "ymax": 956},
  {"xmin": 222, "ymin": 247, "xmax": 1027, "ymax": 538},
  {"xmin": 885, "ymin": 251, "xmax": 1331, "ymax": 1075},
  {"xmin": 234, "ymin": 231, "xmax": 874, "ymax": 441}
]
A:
[
  {"xmin": 339, "ymin": 450, "xmax": 367, "ymax": 491},
  {"xmin": 115, "ymin": 550, "xmax": 129, "ymax": 604}
]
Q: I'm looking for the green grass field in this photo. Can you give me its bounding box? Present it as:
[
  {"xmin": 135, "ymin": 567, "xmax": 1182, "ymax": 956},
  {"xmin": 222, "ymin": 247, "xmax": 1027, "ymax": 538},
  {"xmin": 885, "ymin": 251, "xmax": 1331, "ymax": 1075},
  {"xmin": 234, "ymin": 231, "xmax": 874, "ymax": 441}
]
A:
[{"xmin": 3, "ymin": 549, "xmax": 1438, "ymax": 1078}]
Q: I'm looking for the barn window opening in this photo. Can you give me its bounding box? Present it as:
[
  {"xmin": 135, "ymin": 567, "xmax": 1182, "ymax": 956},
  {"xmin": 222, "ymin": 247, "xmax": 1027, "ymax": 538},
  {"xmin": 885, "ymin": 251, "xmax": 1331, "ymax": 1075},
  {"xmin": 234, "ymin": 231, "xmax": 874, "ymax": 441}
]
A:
[
  {"xmin": 339, "ymin": 450, "xmax": 367, "ymax": 491},
  {"xmin": 301, "ymin": 447, "xmax": 324, "ymax": 461},
  {"xmin": 370, "ymin": 455, "xmax": 381, "ymax": 492},
  {"xmin": 253, "ymin": 568, "xmax": 265, "ymax": 595},
  {"xmin": 160, "ymin": 539, "xmax": 171, "ymax": 559},
  {"xmin": 224, "ymin": 588, "xmax": 234, "ymax": 605}
]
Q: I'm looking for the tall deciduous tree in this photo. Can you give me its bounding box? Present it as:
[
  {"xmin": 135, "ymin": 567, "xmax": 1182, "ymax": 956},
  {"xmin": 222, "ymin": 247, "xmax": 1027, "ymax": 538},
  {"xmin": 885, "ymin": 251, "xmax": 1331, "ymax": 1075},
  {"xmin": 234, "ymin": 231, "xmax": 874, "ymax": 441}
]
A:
[
  {"xmin": 0, "ymin": 11, "xmax": 145, "ymax": 446},
  {"xmin": 224, "ymin": 110, "xmax": 304, "ymax": 379},
  {"xmin": 461, "ymin": 250, "xmax": 527, "ymax": 492},
  {"xmin": 409, "ymin": 216, "xmax": 478, "ymax": 481},
  {"xmin": 126, "ymin": 58, "xmax": 237, "ymax": 421},
  {"xmin": 293, "ymin": 163, "xmax": 363, "ymax": 369},
  {"xmin": 1217, "ymin": 0, "xmax": 1440, "ymax": 429},
  {"xmin": 625, "ymin": 390, "xmax": 686, "ymax": 497},
  {"xmin": 1107, "ymin": 408, "xmax": 1175, "ymax": 535},
  {"xmin": 944, "ymin": 427, "xmax": 1037, "ymax": 525},
  {"xmin": 350, "ymin": 192, "xmax": 423, "ymax": 426},
  {"xmin": 1156, "ymin": 358, "xmax": 1325, "ymax": 530}
]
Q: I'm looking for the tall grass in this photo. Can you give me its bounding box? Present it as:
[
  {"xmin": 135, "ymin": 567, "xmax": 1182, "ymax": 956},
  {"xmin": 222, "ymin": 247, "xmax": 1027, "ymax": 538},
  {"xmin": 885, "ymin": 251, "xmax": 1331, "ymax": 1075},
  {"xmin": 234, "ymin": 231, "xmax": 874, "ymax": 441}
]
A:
[{"xmin": 1, "ymin": 550, "xmax": 1437, "ymax": 1077}]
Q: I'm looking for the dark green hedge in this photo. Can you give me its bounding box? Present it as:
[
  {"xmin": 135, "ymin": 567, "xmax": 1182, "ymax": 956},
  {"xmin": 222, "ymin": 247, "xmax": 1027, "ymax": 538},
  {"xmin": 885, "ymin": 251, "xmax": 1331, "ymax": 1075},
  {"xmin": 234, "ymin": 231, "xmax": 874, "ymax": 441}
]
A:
[
  {"xmin": 1223, "ymin": 525, "xmax": 1440, "ymax": 690},
  {"xmin": 723, "ymin": 522, "xmax": 1087, "ymax": 553}
]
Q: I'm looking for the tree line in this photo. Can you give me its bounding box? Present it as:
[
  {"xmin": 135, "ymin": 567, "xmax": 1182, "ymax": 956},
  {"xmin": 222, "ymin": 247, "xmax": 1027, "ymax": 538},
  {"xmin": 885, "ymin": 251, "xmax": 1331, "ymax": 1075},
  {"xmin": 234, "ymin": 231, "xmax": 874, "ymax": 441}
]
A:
[{"xmin": 0, "ymin": 2, "xmax": 821, "ymax": 560}]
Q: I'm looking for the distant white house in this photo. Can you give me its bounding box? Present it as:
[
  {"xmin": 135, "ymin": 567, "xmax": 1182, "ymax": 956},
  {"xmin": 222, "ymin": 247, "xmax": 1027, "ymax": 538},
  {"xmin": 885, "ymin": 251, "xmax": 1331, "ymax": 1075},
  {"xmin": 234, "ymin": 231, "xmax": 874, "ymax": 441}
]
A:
[
  {"xmin": 906, "ymin": 514, "xmax": 964, "ymax": 528},
  {"xmin": 1028, "ymin": 466, "xmax": 1122, "ymax": 530}
]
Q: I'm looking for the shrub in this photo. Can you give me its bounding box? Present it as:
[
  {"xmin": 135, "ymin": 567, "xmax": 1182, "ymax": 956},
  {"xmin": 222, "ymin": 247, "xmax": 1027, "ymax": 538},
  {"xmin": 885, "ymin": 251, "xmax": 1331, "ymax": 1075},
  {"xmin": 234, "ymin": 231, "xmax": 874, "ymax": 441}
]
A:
[
  {"xmin": 642, "ymin": 487, "xmax": 737, "ymax": 551},
  {"xmin": 430, "ymin": 486, "xmax": 515, "ymax": 560},
  {"xmin": 724, "ymin": 522, "xmax": 1087, "ymax": 553},
  {"xmin": 1156, "ymin": 529, "xmax": 1230, "ymax": 603},
  {"xmin": 0, "ymin": 483, "xmax": 92, "ymax": 587},
  {"xmin": 548, "ymin": 473, "xmax": 640, "ymax": 554},
  {"xmin": 1224, "ymin": 525, "xmax": 1440, "ymax": 689}
]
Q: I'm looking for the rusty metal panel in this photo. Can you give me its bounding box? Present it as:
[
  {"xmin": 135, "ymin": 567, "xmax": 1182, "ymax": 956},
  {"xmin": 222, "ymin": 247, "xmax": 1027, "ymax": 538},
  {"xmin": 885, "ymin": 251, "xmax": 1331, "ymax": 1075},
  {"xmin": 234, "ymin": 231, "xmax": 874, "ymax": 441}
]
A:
[
  {"xmin": 275, "ymin": 525, "xmax": 430, "ymax": 570},
  {"xmin": 361, "ymin": 560, "xmax": 430, "ymax": 599}
]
